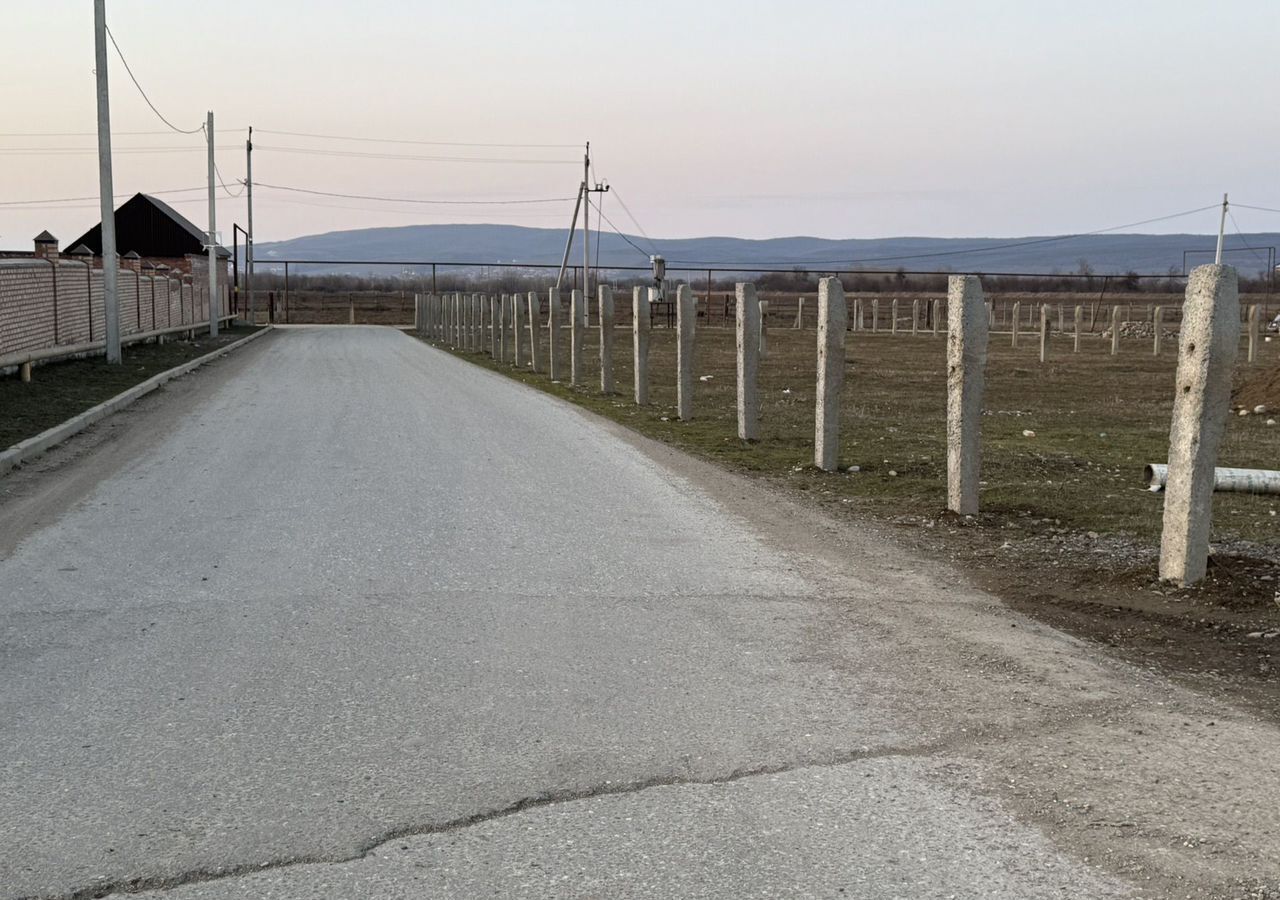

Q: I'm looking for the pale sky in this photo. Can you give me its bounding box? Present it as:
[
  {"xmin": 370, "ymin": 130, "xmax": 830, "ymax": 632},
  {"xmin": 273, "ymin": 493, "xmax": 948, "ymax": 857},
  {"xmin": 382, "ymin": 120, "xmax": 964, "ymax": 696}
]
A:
[{"xmin": 2, "ymin": 0, "xmax": 1278, "ymax": 249}]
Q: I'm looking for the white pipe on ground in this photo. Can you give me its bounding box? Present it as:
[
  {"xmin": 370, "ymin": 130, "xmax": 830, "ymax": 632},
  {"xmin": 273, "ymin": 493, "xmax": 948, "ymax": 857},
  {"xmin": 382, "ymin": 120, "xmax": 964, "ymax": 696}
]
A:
[{"xmin": 1145, "ymin": 464, "xmax": 1280, "ymax": 494}]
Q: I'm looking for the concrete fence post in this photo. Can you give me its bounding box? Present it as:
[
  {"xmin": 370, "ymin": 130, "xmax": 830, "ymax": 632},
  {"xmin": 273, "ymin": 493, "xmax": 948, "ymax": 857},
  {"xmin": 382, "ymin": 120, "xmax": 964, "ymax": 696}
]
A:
[
  {"xmin": 548, "ymin": 288, "xmax": 563, "ymax": 380},
  {"xmin": 736, "ymin": 283, "xmax": 761, "ymax": 441},
  {"xmin": 872, "ymin": 298, "xmax": 880, "ymax": 333},
  {"xmin": 1039, "ymin": 304, "xmax": 1050, "ymax": 363},
  {"xmin": 933, "ymin": 299, "xmax": 942, "ymax": 337},
  {"xmin": 599, "ymin": 285, "xmax": 614, "ymax": 393},
  {"xmin": 1153, "ymin": 306, "xmax": 1164, "ymax": 356},
  {"xmin": 1158, "ymin": 264, "xmax": 1241, "ymax": 586},
  {"xmin": 1011, "ymin": 301, "xmax": 1021, "ymax": 348},
  {"xmin": 947, "ymin": 275, "xmax": 988, "ymax": 516},
  {"xmin": 1057, "ymin": 303, "xmax": 1065, "ymax": 334},
  {"xmin": 498, "ymin": 294, "xmax": 508, "ymax": 361},
  {"xmin": 455, "ymin": 293, "xmax": 464, "ymax": 347},
  {"xmin": 912, "ymin": 298, "xmax": 919, "ymax": 336},
  {"xmin": 528, "ymin": 292, "xmax": 543, "ymax": 373},
  {"xmin": 633, "ymin": 286, "xmax": 650, "ymax": 404},
  {"xmin": 490, "ymin": 295, "xmax": 500, "ymax": 357},
  {"xmin": 1111, "ymin": 305, "xmax": 1121, "ymax": 356},
  {"xmin": 852, "ymin": 297, "xmax": 861, "ymax": 331},
  {"xmin": 513, "ymin": 290, "xmax": 526, "ymax": 367},
  {"xmin": 758, "ymin": 300, "xmax": 769, "ymax": 359},
  {"xmin": 1247, "ymin": 304, "xmax": 1259, "ymax": 363},
  {"xmin": 1074, "ymin": 305, "xmax": 1082, "ymax": 353},
  {"xmin": 815, "ymin": 277, "xmax": 847, "ymax": 471},
  {"xmin": 677, "ymin": 283, "xmax": 696, "ymax": 420},
  {"xmin": 891, "ymin": 298, "xmax": 899, "ymax": 335},
  {"xmin": 794, "ymin": 296, "xmax": 804, "ymax": 329},
  {"xmin": 570, "ymin": 288, "xmax": 584, "ymax": 386}
]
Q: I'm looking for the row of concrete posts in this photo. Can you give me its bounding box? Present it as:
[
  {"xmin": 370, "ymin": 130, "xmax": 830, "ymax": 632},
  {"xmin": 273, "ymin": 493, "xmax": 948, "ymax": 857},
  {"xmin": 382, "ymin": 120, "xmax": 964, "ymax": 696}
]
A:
[{"xmin": 419, "ymin": 264, "xmax": 1241, "ymax": 587}]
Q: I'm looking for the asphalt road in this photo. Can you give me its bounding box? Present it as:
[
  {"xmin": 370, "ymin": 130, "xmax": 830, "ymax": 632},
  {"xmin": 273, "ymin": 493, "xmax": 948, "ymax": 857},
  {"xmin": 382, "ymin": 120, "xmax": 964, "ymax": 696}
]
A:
[{"xmin": 1, "ymin": 326, "xmax": 1277, "ymax": 899}]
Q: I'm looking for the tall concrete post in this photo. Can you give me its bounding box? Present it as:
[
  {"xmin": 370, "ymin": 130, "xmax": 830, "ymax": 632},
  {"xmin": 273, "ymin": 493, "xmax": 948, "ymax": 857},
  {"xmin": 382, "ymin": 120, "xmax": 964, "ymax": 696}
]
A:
[
  {"xmin": 598, "ymin": 285, "xmax": 614, "ymax": 393},
  {"xmin": 852, "ymin": 297, "xmax": 861, "ymax": 332},
  {"xmin": 947, "ymin": 275, "xmax": 988, "ymax": 516},
  {"xmin": 1153, "ymin": 306, "xmax": 1164, "ymax": 356},
  {"xmin": 759, "ymin": 300, "xmax": 770, "ymax": 359},
  {"xmin": 528, "ymin": 292, "xmax": 543, "ymax": 373},
  {"xmin": 513, "ymin": 290, "xmax": 525, "ymax": 367},
  {"xmin": 1039, "ymin": 304, "xmax": 1050, "ymax": 364},
  {"xmin": 570, "ymin": 288, "xmax": 584, "ymax": 386},
  {"xmin": 794, "ymin": 297, "xmax": 804, "ymax": 329},
  {"xmin": 1074, "ymin": 305, "xmax": 1083, "ymax": 353},
  {"xmin": 1247, "ymin": 304, "xmax": 1259, "ymax": 363},
  {"xmin": 490, "ymin": 295, "xmax": 500, "ymax": 357},
  {"xmin": 1111, "ymin": 305, "xmax": 1122, "ymax": 356},
  {"xmin": 891, "ymin": 298, "xmax": 899, "ymax": 335},
  {"xmin": 1011, "ymin": 301, "xmax": 1020, "ymax": 348},
  {"xmin": 633, "ymin": 287, "xmax": 651, "ymax": 404},
  {"xmin": 932, "ymin": 299, "xmax": 941, "ymax": 337},
  {"xmin": 912, "ymin": 298, "xmax": 919, "ymax": 336},
  {"xmin": 677, "ymin": 284, "xmax": 696, "ymax": 420},
  {"xmin": 455, "ymin": 294, "xmax": 464, "ymax": 347},
  {"xmin": 815, "ymin": 277, "xmax": 847, "ymax": 471},
  {"xmin": 872, "ymin": 298, "xmax": 880, "ymax": 333},
  {"xmin": 548, "ymin": 288, "xmax": 563, "ymax": 380},
  {"xmin": 1158, "ymin": 265, "xmax": 1241, "ymax": 586},
  {"xmin": 736, "ymin": 283, "xmax": 762, "ymax": 441},
  {"xmin": 1057, "ymin": 304, "xmax": 1065, "ymax": 334},
  {"xmin": 498, "ymin": 295, "xmax": 509, "ymax": 361}
]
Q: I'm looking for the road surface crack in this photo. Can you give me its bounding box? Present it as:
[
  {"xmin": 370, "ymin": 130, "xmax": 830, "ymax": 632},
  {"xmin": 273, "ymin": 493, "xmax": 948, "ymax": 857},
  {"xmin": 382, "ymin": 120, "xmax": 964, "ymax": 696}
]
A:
[{"xmin": 32, "ymin": 702, "xmax": 1129, "ymax": 900}]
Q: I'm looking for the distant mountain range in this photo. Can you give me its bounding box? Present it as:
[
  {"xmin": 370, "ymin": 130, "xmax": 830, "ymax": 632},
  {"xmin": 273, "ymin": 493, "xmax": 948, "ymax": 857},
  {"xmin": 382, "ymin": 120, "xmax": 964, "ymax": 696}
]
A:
[{"xmin": 251, "ymin": 224, "xmax": 1280, "ymax": 277}]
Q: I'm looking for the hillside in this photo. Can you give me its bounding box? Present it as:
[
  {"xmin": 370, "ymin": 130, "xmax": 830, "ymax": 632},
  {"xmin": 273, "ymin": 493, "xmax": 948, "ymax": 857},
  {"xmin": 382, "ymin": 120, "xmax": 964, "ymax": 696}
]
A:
[{"xmin": 252, "ymin": 223, "xmax": 1280, "ymax": 277}]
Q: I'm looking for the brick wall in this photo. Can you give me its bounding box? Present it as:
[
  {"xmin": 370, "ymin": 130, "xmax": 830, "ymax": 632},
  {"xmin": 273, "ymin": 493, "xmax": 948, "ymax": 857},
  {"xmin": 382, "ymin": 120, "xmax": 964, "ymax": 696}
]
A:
[{"xmin": 0, "ymin": 259, "xmax": 230, "ymax": 359}]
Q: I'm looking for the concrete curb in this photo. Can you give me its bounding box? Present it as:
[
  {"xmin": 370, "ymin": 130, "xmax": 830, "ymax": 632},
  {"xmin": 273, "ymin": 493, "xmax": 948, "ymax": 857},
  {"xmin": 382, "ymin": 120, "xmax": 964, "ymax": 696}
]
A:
[{"xmin": 0, "ymin": 326, "xmax": 272, "ymax": 477}]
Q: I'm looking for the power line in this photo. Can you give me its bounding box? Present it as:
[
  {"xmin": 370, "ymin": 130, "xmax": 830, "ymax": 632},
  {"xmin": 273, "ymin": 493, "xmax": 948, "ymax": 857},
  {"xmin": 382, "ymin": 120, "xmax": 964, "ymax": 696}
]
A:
[
  {"xmin": 254, "ymin": 145, "xmax": 578, "ymax": 164},
  {"xmin": 0, "ymin": 130, "xmax": 188, "ymax": 137},
  {"xmin": 589, "ymin": 196, "xmax": 651, "ymax": 260},
  {"xmin": 1226, "ymin": 210, "xmax": 1270, "ymax": 266},
  {"xmin": 213, "ymin": 158, "xmax": 245, "ymax": 198},
  {"xmin": 0, "ymin": 146, "xmax": 237, "ymax": 155},
  {"xmin": 104, "ymin": 25, "xmax": 203, "ymax": 135},
  {"xmin": 254, "ymin": 182, "xmax": 577, "ymax": 205},
  {"xmin": 254, "ymin": 129, "xmax": 579, "ymax": 150},
  {"xmin": 1234, "ymin": 203, "xmax": 1280, "ymax": 216},
  {"xmin": 0, "ymin": 186, "xmax": 208, "ymax": 207},
  {"xmin": 608, "ymin": 186, "xmax": 658, "ymax": 255},
  {"xmin": 663, "ymin": 203, "xmax": 1222, "ymax": 266}
]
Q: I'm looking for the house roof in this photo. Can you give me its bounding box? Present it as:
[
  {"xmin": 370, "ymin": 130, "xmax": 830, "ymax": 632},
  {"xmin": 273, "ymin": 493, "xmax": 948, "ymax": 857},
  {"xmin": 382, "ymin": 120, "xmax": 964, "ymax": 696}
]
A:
[
  {"xmin": 71, "ymin": 193, "xmax": 230, "ymax": 259},
  {"xmin": 34, "ymin": 230, "xmax": 58, "ymax": 243}
]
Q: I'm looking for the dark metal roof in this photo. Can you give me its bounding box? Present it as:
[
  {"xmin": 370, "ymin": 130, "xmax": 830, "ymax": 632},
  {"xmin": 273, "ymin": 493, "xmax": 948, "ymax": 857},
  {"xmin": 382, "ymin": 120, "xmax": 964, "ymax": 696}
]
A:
[
  {"xmin": 33, "ymin": 230, "xmax": 57, "ymax": 243},
  {"xmin": 71, "ymin": 193, "xmax": 230, "ymax": 260}
]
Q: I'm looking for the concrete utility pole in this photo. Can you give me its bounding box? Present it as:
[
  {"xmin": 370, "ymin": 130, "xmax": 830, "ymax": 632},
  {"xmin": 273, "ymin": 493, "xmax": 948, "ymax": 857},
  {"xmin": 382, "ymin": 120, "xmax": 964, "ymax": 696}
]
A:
[
  {"xmin": 94, "ymin": 0, "xmax": 121, "ymax": 364},
  {"xmin": 246, "ymin": 126, "xmax": 254, "ymax": 325},
  {"xmin": 1215, "ymin": 194, "xmax": 1228, "ymax": 265},
  {"xmin": 582, "ymin": 143, "xmax": 591, "ymax": 314},
  {"xmin": 947, "ymin": 275, "xmax": 988, "ymax": 515},
  {"xmin": 206, "ymin": 111, "xmax": 218, "ymax": 337}
]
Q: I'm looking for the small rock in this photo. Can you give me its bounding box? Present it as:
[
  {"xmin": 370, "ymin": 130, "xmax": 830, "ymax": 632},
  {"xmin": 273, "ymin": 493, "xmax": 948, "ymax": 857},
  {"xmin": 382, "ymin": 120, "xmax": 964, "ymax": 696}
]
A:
[
  {"xmin": 888, "ymin": 470, "xmax": 899, "ymax": 477},
  {"xmin": 1238, "ymin": 409, "xmax": 1249, "ymax": 417},
  {"xmin": 1247, "ymin": 632, "xmax": 1264, "ymax": 639},
  {"xmin": 1022, "ymin": 430, "xmax": 1036, "ymax": 438},
  {"xmin": 1255, "ymin": 405, "xmax": 1268, "ymax": 414},
  {"xmin": 1267, "ymin": 419, "xmax": 1276, "ymax": 427},
  {"xmin": 699, "ymin": 375, "xmax": 714, "ymax": 382},
  {"xmin": 1086, "ymin": 531, "xmax": 1099, "ymax": 540}
]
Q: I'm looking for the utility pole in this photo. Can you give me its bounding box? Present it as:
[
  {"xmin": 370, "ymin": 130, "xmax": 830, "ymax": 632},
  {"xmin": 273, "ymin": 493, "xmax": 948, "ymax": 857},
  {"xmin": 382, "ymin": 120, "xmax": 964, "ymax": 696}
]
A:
[
  {"xmin": 206, "ymin": 111, "xmax": 219, "ymax": 336},
  {"xmin": 1215, "ymin": 193, "xmax": 1228, "ymax": 265},
  {"xmin": 582, "ymin": 142, "xmax": 591, "ymax": 318},
  {"xmin": 246, "ymin": 125, "xmax": 254, "ymax": 325},
  {"xmin": 94, "ymin": 0, "xmax": 121, "ymax": 363}
]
